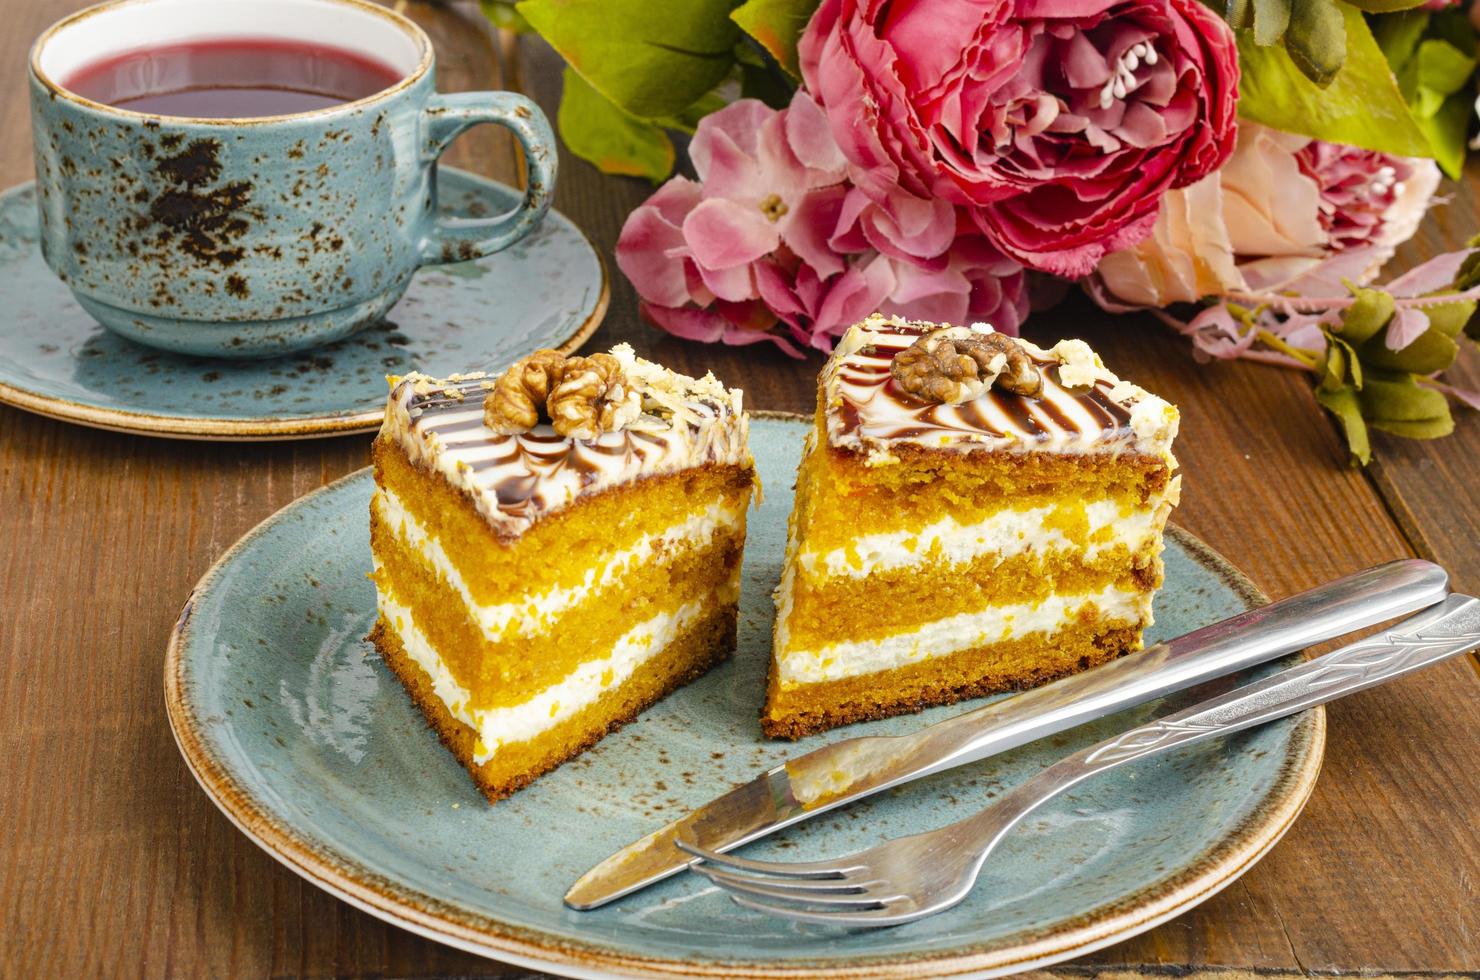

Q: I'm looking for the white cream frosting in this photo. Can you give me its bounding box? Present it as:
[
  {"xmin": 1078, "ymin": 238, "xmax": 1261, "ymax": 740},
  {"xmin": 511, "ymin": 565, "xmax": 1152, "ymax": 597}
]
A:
[
  {"xmin": 373, "ymin": 487, "xmax": 743, "ymax": 639},
  {"xmin": 379, "ymin": 344, "xmax": 752, "ymax": 538},
  {"xmin": 824, "ymin": 314, "xmax": 1179, "ymax": 463},
  {"xmin": 775, "ymin": 582, "xmax": 1152, "ymax": 688},
  {"xmin": 797, "ymin": 495, "xmax": 1170, "ymax": 580},
  {"xmin": 374, "ymin": 580, "xmax": 734, "ymax": 762}
]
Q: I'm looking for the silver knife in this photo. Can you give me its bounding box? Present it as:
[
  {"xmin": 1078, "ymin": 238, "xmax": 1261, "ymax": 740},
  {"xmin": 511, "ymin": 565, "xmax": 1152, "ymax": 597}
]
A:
[{"xmin": 564, "ymin": 559, "xmax": 1448, "ymax": 909}]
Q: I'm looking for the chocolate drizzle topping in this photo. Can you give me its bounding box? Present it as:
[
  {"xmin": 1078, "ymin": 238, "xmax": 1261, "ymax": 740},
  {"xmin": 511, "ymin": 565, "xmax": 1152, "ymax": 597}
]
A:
[
  {"xmin": 385, "ymin": 361, "xmax": 750, "ymax": 537},
  {"xmin": 826, "ymin": 318, "xmax": 1170, "ymax": 457}
]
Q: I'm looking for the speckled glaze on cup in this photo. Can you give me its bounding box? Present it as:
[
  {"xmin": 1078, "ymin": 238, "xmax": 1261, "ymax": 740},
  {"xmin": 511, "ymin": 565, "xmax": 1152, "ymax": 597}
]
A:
[{"xmin": 28, "ymin": 0, "xmax": 555, "ymax": 358}]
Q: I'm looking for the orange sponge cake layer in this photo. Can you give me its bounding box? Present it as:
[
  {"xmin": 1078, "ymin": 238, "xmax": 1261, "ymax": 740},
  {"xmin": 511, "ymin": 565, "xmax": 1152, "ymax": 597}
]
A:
[
  {"xmin": 764, "ymin": 315, "xmax": 1179, "ymax": 739},
  {"xmin": 371, "ymin": 605, "xmax": 737, "ymax": 801},
  {"xmin": 371, "ymin": 346, "xmax": 754, "ymax": 801},
  {"xmin": 764, "ymin": 621, "xmax": 1142, "ymax": 739},
  {"xmin": 371, "ymin": 443, "xmax": 751, "ymax": 704}
]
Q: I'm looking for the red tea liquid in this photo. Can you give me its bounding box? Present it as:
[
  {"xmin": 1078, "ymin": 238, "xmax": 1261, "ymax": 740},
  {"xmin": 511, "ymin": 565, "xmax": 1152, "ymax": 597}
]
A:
[{"xmin": 62, "ymin": 37, "xmax": 403, "ymax": 118}]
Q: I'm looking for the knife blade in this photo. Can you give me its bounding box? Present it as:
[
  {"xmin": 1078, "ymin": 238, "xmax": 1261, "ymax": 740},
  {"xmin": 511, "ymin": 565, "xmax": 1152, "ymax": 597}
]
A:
[{"xmin": 564, "ymin": 558, "xmax": 1447, "ymax": 910}]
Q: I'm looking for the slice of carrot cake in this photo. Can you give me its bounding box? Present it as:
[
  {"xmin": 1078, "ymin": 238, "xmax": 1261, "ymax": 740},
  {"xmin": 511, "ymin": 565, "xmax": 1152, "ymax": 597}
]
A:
[
  {"xmin": 370, "ymin": 345, "xmax": 754, "ymax": 801},
  {"xmin": 763, "ymin": 314, "xmax": 1180, "ymax": 738}
]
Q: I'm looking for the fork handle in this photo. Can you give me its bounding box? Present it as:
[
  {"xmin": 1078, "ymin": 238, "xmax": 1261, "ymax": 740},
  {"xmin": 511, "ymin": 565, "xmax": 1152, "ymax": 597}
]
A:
[
  {"xmin": 920, "ymin": 559, "xmax": 1448, "ymax": 777},
  {"xmin": 963, "ymin": 594, "xmax": 1480, "ymax": 841}
]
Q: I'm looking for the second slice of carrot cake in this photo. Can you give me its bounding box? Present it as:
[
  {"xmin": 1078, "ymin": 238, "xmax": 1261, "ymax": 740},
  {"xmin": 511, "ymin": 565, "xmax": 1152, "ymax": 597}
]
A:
[{"xmin": 764, "ymin": 315, "xmax": 1180, "ymax": 738}]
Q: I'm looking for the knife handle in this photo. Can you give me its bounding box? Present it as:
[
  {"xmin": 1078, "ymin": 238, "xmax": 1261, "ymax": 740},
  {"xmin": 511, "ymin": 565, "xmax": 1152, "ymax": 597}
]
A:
[
  {"xmin": 916, "ymin": 559, "xmax": 1448, "ymax": 777},
  {"xmin": 960, "ymin": 593, "xmax": 1480, "ymax": 845}
]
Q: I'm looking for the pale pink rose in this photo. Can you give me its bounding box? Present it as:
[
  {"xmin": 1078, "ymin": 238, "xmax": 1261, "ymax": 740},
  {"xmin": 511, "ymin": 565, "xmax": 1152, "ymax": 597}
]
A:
[
  {"xmin": 1093, "ymin": 122, "xmax": 1442, "ymax": 306},
  {"xmin": 798, "ymin": 0, "xmax": 1240, "ymax": 277}
]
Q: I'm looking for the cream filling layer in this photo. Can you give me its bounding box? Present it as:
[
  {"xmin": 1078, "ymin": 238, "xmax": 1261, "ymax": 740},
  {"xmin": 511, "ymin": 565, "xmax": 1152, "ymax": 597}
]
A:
[
  {"xmin": 775, "ymin": 581, "xmax": 1151, "ymax": 688},
  {"xmin": 373, "ymin": 487, "xmax": 743, "ymax": 639},
  {"xmin": 798, "ymin": 497, "xmax": 1166, "ymax": 580},
  {"xmin": 375, "ymin": 578, "xmax": 731, "ymax": 763}
]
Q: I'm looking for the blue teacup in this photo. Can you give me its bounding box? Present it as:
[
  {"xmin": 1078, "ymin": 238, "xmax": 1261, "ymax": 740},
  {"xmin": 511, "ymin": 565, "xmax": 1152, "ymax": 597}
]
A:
[{"xmin": 28, "ymin": 0, "xmax": 556, "ymax": 358}]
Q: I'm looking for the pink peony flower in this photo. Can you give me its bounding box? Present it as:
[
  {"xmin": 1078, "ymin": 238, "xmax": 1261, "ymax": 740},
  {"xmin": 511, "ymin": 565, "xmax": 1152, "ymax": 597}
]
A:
[
  {"xmin": 1094, "ymin": 122, "xmax": 1442, "ymax": 307},
  {"xmin": 798, "ymin": 0, "xmax": 1240, "ymax": 278},
  {"xmin": 878, "ymin": 232, "xmax": 1029, "ymax": 333},
  {"xmin": 617, "ymin": 93, "xmax": 1029, "ymax": 355}
]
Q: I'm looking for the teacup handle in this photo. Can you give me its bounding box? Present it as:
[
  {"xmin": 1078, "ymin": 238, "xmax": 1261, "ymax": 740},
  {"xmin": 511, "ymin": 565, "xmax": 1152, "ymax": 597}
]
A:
[{"xmin": 419, "ymin": 91, "xmax": 557, "ymax": 264}]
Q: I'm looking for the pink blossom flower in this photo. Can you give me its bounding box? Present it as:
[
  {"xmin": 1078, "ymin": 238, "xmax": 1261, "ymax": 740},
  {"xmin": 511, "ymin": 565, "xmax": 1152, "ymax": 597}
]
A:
[
  {"xmin": 1301, "ymin": 141, "xmax": 1435, "ymax": 255},
  {"xmin": 1093, "ymin": 123, "xmax": 1442, "ymax": 307},
  {"xmin": 617, "ymin": 93, "xmax": 1029, "ymax": 355},
  {"xmin": 797, "ymin": 0, "xmax": 1240, "ymax": 278},
  {"xmin": 615, "ymin": 93, "xmax": 852, "ymax": 354}
]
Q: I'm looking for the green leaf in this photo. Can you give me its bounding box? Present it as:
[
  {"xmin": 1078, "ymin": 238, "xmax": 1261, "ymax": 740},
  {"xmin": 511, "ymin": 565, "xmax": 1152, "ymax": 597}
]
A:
[
  {"xmin": 1225, "ymin": 0, "xmax": 1254, "ymax": 30},
  {"xmin": 1373, "ymin": 9, "xmax": 1430, "ymax": 69},
  {"xmin": 1408, "ymin": 37, "xmax": 1478, "ymax": 177},
  {"xmin": 1329, "ymin": 333, "xmax": 1364, "ymax": 390},
  {"xmin": 1284, "ymin": 0, "xmax": 1347, "ymax": 86},
  {"xmin": 1454, "ymin": 233, "xmax": 1480, "ymax": 290},
  {"xmin": 1360, "ymin": 369, "xmax": 1455, "ymax": 421},
  {"xmin": 517, "ymin": 0, "xmax": 740, "ymax": 118},
  {"xmin": 1415, "ymin": 36, "xmax": 1476, "ymax": 94},
  {"xmin": 557, "ymin": 67, "xmax": 675, "ymax": 181},
  {"xmin": 1360, "ymin": 326, "xmax": 1459, "ymax": 374},
  {"xmin": 1326, "ymin": 337, "xmax": 1349, "ymax": 390},
  {"xmin": 480, "ymin": 0, "xmax": 532, "ymax": 32},
  {"xmin": 1346, "ymin": 0, "xmax": 1429, "ymax": 11},
  {"xmin": 1425, "ymin": 299, "xmax": 1477, "ymax": 337},
  {"xmin": 1370, "ymin": 414, "xmax": 1456, "ymax": 438},
  {"xmin": 1315, "ymin": 384, "xmax": 1372, "ymax": 463},
  {"xmin": 1336, "ymin": 286, "xmax": 1396, "ymax": 344},
  {"xmin": 1378, "ymin": 11, "xmax": 1476, "ymax": 179},
  {"xmin": 1319, "ymin": 335, "xmax": 1348, "ymax": 391},
  {"xmin": 730, "ymin": 0, "xmax": 818, "ymax": 77},
  {"xmin": 1237, "ymin": 3, "xmax": 1433, "ymax": 156},
  {"xmin": 1252, "ymin": 0, "xmax": 1292, "ymax": 46},
  {"xmin": 1412, "ymin": 88, "xmax": 1472, "ymax": 178}
]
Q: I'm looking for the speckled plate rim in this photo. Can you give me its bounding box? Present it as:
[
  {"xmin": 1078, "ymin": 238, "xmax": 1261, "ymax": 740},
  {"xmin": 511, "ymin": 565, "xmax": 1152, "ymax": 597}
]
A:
[
  {"xmin": 164, "ymin": 412, "xmax": 1326, "ymax": 979},
  {"xmin": 0, "ymin": 173, "xmax": 609, "ymax": 442}
]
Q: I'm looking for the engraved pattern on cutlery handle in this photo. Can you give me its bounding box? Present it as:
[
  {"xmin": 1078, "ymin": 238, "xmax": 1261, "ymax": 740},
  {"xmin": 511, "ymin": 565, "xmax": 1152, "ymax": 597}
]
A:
[
  {"xmin": 928, "ymin": 559, "xmax": 1447, "ymax": 775},
  {"xmin": 1080, "ymin": 595, "xmax": 1480, "ymax": 771},
  {"xmin": 961, "ymin": 596, "xmax": 1480, "ymax": 847}
]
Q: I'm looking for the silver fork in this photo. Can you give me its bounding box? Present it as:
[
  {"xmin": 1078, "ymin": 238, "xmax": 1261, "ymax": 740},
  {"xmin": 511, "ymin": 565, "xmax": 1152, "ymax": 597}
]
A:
[{"xmin": 679, "ymin": 593, "xmax": 1480, "ymax": 927}]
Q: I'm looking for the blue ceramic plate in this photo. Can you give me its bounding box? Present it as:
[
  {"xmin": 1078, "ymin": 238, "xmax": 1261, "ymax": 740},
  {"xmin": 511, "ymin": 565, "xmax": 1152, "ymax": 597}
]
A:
[
  {"xmin": 165, "ymin": 415, "xmax": 1324, "ymax": 979},
  {"xmin": 0, "ymin": 168, "xmax": 605, "ymax": 440}
]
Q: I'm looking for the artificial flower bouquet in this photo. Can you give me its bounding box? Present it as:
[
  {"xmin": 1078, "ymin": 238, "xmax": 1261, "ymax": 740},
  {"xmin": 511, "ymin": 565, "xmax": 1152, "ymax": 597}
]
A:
[{"xmin": 494, "ymin": 0, "xmax": 1480, "ymax": 462}]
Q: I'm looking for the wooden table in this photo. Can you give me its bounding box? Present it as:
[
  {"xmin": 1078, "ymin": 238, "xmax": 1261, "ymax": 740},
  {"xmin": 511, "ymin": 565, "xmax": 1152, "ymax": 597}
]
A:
[{"xmin": 3, "ymin": 3, "xmax": 1478, "ymax": 976}]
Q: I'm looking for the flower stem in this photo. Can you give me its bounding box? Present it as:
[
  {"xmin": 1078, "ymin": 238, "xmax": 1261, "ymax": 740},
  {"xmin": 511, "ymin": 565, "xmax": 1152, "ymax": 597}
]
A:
[{"xmin": 1255, "ymin": 329, "xmax": 1321, "ymax": 369}]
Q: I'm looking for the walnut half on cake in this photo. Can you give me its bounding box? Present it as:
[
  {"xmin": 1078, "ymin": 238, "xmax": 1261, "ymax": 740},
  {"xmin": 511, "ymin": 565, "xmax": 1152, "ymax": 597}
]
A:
[
  {"xmin": 369, "ymin": 345, "xmax": 755, "ymax": 801},
  {"xmin": 763, "ymin": 315, "xmax": 1181, "ymax": 739}
]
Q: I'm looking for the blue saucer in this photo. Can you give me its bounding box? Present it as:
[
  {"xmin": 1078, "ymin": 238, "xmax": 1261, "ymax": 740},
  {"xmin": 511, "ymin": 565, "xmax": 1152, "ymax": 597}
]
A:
[
  {"xmin": 0, "ymin": 168, "xmax": 606, "ymax": 440},
  {"xmin": 166, "ymin": 415, "xmax": 1322, "ymax": 978}
]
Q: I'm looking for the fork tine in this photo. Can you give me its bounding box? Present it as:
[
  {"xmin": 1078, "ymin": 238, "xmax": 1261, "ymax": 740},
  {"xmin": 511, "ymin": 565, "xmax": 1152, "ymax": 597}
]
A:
[
  {"xmin": 728, "ymin": 893, "xmax": 914, "ymax": 928},
  {"xmin": 692, "ymin": 870, "xmax": 888, "ymax": 911},
  {"xmin": 690, "ymin": 864, "xmax": 888, "ymax": 906},
  {"xmin": 689, "ymin": 870, "xmax": 870, "ymax": 900},
  {"xmin": 675, "ymin": 838, "xmax": 865, "ymax": 878}
]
